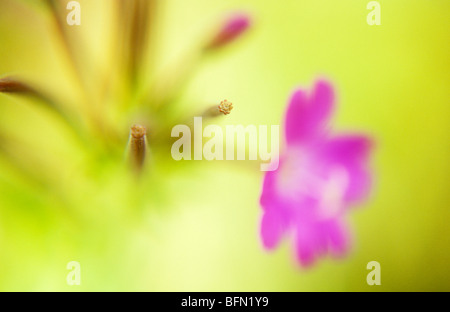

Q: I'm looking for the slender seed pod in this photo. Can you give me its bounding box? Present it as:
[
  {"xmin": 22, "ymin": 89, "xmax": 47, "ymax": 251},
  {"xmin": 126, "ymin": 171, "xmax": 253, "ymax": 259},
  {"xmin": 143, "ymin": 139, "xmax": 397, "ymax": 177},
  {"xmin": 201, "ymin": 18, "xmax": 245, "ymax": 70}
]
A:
[{"xmin": 128, "ymin": 124, "xmax": 147, "ymax": 172}]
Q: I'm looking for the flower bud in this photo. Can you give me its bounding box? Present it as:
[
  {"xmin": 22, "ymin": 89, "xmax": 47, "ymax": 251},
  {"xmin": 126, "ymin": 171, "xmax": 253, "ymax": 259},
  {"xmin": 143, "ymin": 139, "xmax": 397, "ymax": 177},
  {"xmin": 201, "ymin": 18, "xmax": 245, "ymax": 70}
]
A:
[{"xmin": 205, "ymin": 13, "xmax": 251, "ymax": 50}]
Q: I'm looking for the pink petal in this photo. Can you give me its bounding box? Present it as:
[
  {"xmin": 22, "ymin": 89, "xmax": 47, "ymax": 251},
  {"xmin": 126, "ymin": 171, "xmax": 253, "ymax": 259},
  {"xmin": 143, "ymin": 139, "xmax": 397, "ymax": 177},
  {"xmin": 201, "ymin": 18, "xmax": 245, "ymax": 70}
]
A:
[
  {"xmin": 259, "ymin": 170, "xmax": 278, "ymax": 210},
  {"xmin": 322, "ymin": 135, "xmax": 372, "ymax": 163},
  {"xmin": 260, "ymin": 210, "xmax": 284, "ymax": 250},
  {"xmin": 294, "ymin": 223, "xmax": 317, "ymax": 267},
  {"xmin": 323, "ymin": 219, "xmax": 350, "ymax": 257},
  {"xmin": 285, "ymin": 80, "xmax": 334, "ymax": 145},
  {"xmin": 345, "ymin": 166, "xmax": 371, "ymax": 203},
  {"xmin": 320, "ymin": 135, "xmax": 373, "ymax": 202}
]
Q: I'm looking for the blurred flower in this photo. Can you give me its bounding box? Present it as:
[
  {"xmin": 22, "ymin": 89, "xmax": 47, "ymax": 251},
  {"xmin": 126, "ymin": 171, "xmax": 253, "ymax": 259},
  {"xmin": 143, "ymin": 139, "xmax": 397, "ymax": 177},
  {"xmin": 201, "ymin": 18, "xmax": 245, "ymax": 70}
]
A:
[{"xmin": 259, "ymin": 80, "xmax": 373, "ymax": 267}]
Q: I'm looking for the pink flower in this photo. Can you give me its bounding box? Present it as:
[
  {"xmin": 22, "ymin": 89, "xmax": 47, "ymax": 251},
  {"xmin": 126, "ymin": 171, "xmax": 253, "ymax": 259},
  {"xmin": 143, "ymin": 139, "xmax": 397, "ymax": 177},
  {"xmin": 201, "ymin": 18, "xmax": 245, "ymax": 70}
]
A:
[
  {"xmin": 206, "ymin": 13, "xmax": 251, "ymax": 50},
  {"xmin": 259, "ymin": 80, "xmax": 373, "ymax": 267}
]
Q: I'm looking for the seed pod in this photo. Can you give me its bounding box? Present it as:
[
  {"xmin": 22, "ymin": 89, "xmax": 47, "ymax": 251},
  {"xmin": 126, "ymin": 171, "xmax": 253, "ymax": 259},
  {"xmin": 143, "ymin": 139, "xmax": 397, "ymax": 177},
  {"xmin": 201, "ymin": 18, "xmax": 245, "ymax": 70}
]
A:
[{"xmin": 128, "ymin": 124, "xmax": 147, "ymax": 172}]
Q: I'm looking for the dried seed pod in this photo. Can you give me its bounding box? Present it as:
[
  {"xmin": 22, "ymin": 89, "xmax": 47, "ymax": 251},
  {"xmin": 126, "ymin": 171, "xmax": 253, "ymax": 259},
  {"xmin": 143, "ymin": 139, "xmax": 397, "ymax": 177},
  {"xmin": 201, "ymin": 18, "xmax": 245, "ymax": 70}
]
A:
[{"xmin": 128, "ymin": 124, "xmax": 147, "ymax": 172}]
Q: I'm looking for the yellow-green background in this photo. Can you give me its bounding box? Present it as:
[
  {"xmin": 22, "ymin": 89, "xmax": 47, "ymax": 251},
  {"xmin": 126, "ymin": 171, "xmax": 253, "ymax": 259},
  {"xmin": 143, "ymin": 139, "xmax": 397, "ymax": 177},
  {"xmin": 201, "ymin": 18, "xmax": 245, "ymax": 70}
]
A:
[{"xmin": 0, "ymin": 0, "xmax": 448, "ymax": 291}]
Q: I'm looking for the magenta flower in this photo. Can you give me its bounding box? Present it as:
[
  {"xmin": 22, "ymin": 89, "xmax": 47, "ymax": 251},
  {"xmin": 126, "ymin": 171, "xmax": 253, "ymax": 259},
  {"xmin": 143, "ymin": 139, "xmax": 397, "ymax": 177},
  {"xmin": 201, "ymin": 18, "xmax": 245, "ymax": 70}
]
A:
[{"xmin": 260, "ymin": 80, "xmax": 373, "ymax": 267}]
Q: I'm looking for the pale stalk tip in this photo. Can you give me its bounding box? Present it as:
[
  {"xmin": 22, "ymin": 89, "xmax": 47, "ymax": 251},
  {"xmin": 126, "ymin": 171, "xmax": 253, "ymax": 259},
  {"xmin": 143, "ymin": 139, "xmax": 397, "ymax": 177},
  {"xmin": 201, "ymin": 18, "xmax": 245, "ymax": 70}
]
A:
[
  {"xmin": 131, "ymin": 124, "xmax": 146, "ymax": 139},
  {"xmin": 218, "ymin": 99, "xmax": 233, "ymax": 115}
]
